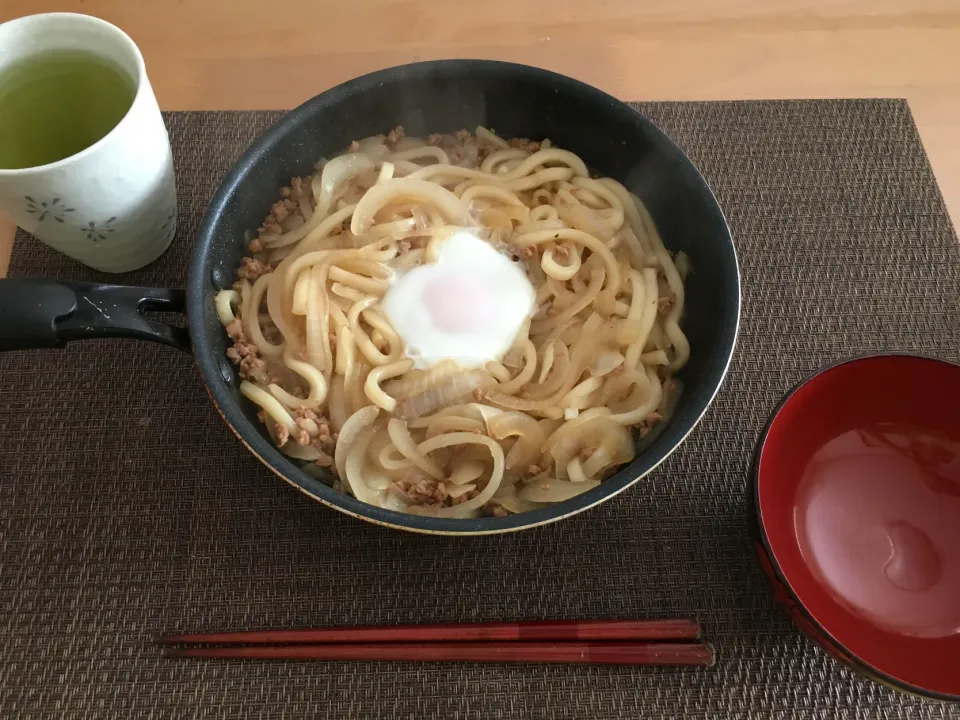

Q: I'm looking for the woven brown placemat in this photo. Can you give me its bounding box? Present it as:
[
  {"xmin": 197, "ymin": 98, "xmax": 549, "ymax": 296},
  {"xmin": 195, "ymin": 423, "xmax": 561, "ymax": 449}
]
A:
[{"xmin": 2, "ymin": 101, "xmax": 959, "ymax": 719}]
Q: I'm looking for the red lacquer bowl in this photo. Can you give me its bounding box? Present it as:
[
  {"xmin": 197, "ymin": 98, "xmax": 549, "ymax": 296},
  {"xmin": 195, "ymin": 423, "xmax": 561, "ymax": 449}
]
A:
[{"xmin": 750, "ymin": 355, "xmax": 960, "ymax": 701}]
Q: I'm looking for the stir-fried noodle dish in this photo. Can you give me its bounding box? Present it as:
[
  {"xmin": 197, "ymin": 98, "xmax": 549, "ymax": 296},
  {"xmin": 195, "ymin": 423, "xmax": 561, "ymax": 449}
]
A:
[{"xmin": 215, "ymin": 126, "xmax": 690, "ymax": 518}]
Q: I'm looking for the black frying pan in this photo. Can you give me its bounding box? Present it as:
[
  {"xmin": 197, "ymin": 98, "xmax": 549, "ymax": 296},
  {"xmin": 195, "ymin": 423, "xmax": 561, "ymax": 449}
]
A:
[{"xmin": 0, "ymin": 60, "xmax": 740, "ymax": 534}]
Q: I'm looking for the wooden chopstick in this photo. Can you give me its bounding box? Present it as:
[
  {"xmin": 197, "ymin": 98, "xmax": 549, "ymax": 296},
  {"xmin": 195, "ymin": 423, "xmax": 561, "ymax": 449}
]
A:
[
  {"xmin": 161, "ymin": 641, "xmax": 715, "ymax": 666},
  {"xmin": 154, "ymin": 618, "xmax": 701, "ymax": 646}
]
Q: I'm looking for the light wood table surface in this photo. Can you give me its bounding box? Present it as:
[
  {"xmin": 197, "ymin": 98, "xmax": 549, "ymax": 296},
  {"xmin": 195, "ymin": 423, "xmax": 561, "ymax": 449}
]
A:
[{"xmin": 2, "ymin": 0, "xmax": 959, "ymax": 277}]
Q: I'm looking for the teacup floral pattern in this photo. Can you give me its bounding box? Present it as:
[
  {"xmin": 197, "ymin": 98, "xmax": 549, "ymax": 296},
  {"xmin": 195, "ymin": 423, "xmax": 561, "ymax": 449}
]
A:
[
  {"xmin": 25, "ymin": 196, "xmax": 75, "ymax": 223},
  {"xmin": 25, "ymin": 196, "xmax": 118, "ymax": 243},
  {"xmin": 84, "ymin": 217, "xmax": 117, "ymax": 242}
]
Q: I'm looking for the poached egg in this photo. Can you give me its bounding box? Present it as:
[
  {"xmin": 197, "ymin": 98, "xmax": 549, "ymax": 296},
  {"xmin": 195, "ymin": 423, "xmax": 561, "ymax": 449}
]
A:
[{"xmin": 382, "ymin": 231, "xmax": 535, "ymax": 369}]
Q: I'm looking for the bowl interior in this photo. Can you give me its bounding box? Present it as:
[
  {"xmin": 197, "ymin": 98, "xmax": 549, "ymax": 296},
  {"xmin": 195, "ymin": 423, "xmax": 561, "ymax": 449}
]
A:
[
  {"xmin": 191, "ymin": 60, "xmax": 739, "ymax": 532},
  {"xmin": 757, "ymin": 355, "xmax": 960, "ymax": 697}
]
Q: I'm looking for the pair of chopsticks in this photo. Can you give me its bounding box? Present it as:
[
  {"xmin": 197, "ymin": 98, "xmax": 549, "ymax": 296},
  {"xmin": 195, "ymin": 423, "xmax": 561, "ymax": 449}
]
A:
[{"xmin": 155, "ymin": 619, "xmax": 714, "ymax": 666}]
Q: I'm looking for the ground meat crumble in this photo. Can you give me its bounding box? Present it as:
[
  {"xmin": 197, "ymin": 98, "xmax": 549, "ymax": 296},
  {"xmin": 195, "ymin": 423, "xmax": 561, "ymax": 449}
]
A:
[
  {"xmin": 390, "ymin": 472, "xmax": 482, "ymax": 508},
  {"xmin": 251, "ymin": 175, "xmax": 311, "ymax": 250},
  {"xmin": 385, "ymin": 125, "xmax": 405, "ymax": 148},
  {"xmin": 509, "ymin": 137, "xmax": 541, "ymax": 153},
  {"xmin": 224, "ymin": 318, "xmax": 271, "ymax": 385},
  {"xmin": 657, "ymin": 292, "xmax": 677, "ymax": 316},
  {"xmin": 268, "ymin": 407, "xmax": 336, "ymax": 467},
  {"xmin": 236, "ymin": 257, "xmax": 273, "ymax": 281},
  {"xmin": 636, "ymin": 411, "xmax": 665, "ymax": 439}
]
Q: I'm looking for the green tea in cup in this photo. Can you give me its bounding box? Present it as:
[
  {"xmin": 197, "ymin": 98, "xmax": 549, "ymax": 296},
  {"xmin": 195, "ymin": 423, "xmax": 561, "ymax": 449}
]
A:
[{"xmin": 0, "ymin": 49, "xmax": 136, "ymax": 170}]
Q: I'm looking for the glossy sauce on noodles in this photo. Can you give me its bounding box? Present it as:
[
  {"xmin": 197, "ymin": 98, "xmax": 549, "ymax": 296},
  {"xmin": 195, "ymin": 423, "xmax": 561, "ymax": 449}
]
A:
[{"xmin": 214, "ymin": 127, "xmax": 689, "ymax": 517}]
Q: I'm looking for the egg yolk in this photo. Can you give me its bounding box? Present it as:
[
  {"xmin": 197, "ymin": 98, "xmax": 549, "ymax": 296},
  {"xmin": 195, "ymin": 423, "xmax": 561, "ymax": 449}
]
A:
[{"xmin": 421, "ymin": 271, "xmax": 496, "ymax": 335}]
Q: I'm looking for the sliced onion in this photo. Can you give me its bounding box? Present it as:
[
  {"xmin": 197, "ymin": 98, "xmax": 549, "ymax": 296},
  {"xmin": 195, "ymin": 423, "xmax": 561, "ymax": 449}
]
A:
[
  {"xmin": 448, "ymin": 460, "xmax": 485, "ymax": 486},
  {"xmin": 582, "ymin": 437, "xmax": 631, "ymax": 478},
  {"xmin": 343, "ymin": 427, "xmax": 382, "ymax": 505},
  {"xmin": 485, "ymin": 390, "xmax": 557, "ymax": 415},
  {"xmin": 562, "ymin": 376, "xmax": 603, "ymax": 407},
  {"xmin": 382, "ymin": 485, "xmax": 411, "ymax": 512},
  {"xmin": 424, "ymin": 416, "xmax": 485, "ymax": 438},
  {"xmin": 487, "ymin": 411, "xmax": 546, "ymax": 471},
  {"xmin": 566, "ymin": 458, "xmax": 589, "ymax": 483},
  {"xmin": 609, "ymin": 368, "xmax": 663, "ymax": 425},
  {"xmin": 461, "ymin": 403, "xmax": 504, "ymax": 434},
  {"xmin": 550, "ymin": 415, "xmax": 633, "ymax": 480},
  {"xmin": 302, "ymin": 463, "xmax": 331, "ymax": 480},
  {"xmin": 318, "ymin": 154, "xmax": 374, "ymax": 213},
  {"xmin": 355, "ymin": 136, "xmax": 390, "ymax": 163},
  {"xmin": 366, "ymin": 426, "xmax": 393, "ymax": 466},
  {"xmin": 501, "ymin": 345, "xmax": 527, "ymax": 369},
  {"xmin": 282, "ymin": 443, "xmax": 324, "ymax": 461},
  {"xmin": 591, "ymin": 351, "xmax": 624, "ymax": 377},
  {"xmin": 487, "ymin": 341, "xmax": 586, "ymax": 415},
  {"xmin": 395, "ymin": 369, "xmax": 497, "ymax": 419},
  {"xmin": 497, "ymin": 495, "xmax": 544, "ymax": 514},
  {"xmin": 519, "ymin": 479, "xmax": 600, "ymax": 503},
  {"xmin": 406, "ymin": 403, "xmax": 499, "ymax": 431},
  {"xmin": 365, "ymin": 469, "xmax": 393, "ymax": 491},
  {"xmin": 495, "ymin": 339, "xmax": 537, "ymax": 396},
  {"xmin": 413, "ymin": 432, "xmax": 504, "ymax": 516},
  {"xmin": 328, "ymin": 375, "xmax": 348, "ymax": 432},
  {"xmin": 503, "ymin": 342, "xmax": 570, "ymax": 406},
  {"xmin": 538, "ymin": 417, "xmax": 564, "ymax": 438},
  {"xmin": 485, "ymin": 361, "xmax": 512, "ymax": 383},
  {"xmin": 491, "ymin": 479, "xmax": 545, "ymax": 514},
  {"xmin": 387, "ymin": 418, "xmax": 444, "ymax": 479},
  {"xmin": 476, "ymin": 126, "xmax": 510, "ymax": 149},
  {"xmin": 446, "ymin": 483, "xmax": 477, "ymax": 499},
  {"xmin": 334, "ymin": 405, "xmax": 380, "ymax": 480},
  {"xmin": 542, "ymin": 408, "xmax": 611, "ymax": 471},
  {"xmin": 531, "ymin": 318, "xmax": 571, "ymax": 375},
  {"xmin": 538, "ymin": 344, "xmax": 555, "ymax": 383}
]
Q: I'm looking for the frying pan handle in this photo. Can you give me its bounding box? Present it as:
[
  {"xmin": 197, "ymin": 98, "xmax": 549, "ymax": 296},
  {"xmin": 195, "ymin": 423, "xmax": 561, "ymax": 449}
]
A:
[{"xmin": 0, "ymin": 278, "xmax": 191, "ymax": 352}]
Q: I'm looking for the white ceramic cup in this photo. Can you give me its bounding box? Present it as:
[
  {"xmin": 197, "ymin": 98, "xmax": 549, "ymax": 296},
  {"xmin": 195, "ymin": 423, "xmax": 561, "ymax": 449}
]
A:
[{"xmin": 0, "ymin": 13, "xmax": 176, "ymax": 273}]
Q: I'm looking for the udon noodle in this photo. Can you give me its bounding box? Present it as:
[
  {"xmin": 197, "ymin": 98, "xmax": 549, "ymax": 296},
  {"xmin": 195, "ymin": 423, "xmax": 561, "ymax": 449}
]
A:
[{"xmin": 215, "ymin": 126, "xmax": 689, "ymax": 518}]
